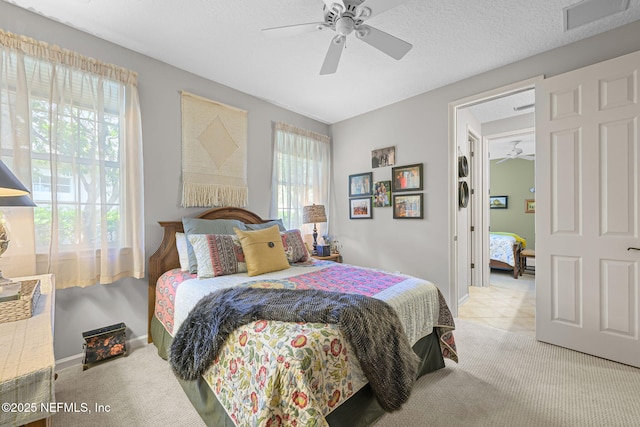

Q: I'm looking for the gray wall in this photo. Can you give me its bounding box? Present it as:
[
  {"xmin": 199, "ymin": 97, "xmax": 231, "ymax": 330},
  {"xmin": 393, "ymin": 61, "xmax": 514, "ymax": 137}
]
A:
[
  {"xmin": 490, "ymin": 159, "xmax": 536, "ymax": 249},
  {"xmin": 0, "ymin": 2, "xmax": 330, "ymax": 361},
  {"xmin": 331, "ymin": 20, "xmax": 640, "ymax": 301}
]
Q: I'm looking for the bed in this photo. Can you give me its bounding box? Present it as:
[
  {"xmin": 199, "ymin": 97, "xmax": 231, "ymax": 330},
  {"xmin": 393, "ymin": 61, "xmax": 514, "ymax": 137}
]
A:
[
  {"xmin": 489, "ymin": 232, "xmax": 525, "ymax": 278},
  {"xmin": 148, "ymin": 207, "xmax": 457, "ymax": 427}
]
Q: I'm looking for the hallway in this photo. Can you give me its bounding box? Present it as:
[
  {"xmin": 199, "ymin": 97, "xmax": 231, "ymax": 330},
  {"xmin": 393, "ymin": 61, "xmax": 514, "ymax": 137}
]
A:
[{"xmin": 458, "ymin": 270, "xmax": 535, "ymax": 336}]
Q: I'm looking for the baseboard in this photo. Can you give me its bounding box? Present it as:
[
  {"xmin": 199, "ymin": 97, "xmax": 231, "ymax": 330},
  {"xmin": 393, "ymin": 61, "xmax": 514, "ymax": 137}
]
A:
[
  {"xmin": 55, "ymin": 334, "xmax": 148, "ymax": 371},
  {"xmin": 458, "ymin": 292, "xmax": 470, "ymax": 306}
]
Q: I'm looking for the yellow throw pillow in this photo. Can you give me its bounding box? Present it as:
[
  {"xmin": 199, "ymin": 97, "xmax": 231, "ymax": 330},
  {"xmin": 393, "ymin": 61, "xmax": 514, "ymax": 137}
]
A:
[{"xmin": 234, "ymin": 226, "xmax": 290, "ymax": 277}]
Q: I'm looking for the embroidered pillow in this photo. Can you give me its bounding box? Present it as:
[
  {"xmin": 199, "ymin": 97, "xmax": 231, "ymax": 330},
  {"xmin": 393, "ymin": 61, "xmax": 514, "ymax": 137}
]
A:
[
  {"xmin": 187, "ymin": 234, "xmax": 247, "ymax": 279},
  {"xmin": 182, "ymin": 218, "xmax": 248, "ymax": 273},
  {"xmin": 176, "ymin": 232, "xmax": 190, "ymax": 272},
  {"xmin": 281, "ymin": 229, "xmax": 309, "ymax": 263},
  {"xmin": 234, "ymin": 226, "xmax": 290, "ymax": 277}
]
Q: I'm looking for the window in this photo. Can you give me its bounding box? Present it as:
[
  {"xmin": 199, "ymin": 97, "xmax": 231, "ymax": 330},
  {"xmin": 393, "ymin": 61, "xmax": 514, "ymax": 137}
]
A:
[
  {"xmin": 271, "ymin": 122, "xmax": 330, "ymax": 232},
  {"xmin": 0, "ymin": 30, "xmax": 144, "ymax": 288}
]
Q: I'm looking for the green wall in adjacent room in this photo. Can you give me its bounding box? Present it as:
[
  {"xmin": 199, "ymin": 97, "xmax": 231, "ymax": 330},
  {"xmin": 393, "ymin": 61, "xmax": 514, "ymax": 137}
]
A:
[{"xmin": 490, "ymin": 158, "xmax": 535, "ymax": 249}]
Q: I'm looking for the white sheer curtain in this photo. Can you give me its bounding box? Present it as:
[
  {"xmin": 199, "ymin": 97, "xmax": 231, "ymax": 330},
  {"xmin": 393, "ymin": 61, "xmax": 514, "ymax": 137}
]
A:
[
  {"xmin": 270, "ymin": 122, "xmax": 331, "ymax": 238},
  {"xmin": 0, "ymin": 29, "xmax": 145, "ymax": 289}
]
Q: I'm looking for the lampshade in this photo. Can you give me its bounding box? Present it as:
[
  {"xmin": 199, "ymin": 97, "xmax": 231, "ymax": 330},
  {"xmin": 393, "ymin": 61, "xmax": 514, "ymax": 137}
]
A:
[
  {"xmin": 0, "ymin": 195, "xmax": 36, "ymax": 207},
  {"xmin": 0, "ymin": 160, "xmax": 30, "ymax": 197},
  {"xmin": 303, "ymin": 204, "xmax": 327, "ymax": 224}
]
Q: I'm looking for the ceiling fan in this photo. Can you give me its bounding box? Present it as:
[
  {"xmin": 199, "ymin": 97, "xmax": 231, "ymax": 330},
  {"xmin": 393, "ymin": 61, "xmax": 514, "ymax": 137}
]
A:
[
  {"xmin": 262, "ymin": 0, "xmax": 413, "ymax": 75},
  {"xmin": 496, "ymin": 141, "xmax": 535, "ymax": 164}
]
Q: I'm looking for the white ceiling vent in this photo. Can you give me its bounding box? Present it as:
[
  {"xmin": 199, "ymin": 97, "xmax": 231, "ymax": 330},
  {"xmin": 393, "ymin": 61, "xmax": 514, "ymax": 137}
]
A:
[{"xmin": 564, "ymin": 0, "xmax": 630, "ymax": 31}]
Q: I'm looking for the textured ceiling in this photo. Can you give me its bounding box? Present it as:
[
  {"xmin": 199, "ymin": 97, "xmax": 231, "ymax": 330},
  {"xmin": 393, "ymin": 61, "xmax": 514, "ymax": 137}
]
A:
[
  {"xmin": 3, "ymin": 0, "xmax": 640, "ymax": 124},
  {"xmin": 465, "ymin": 90, "xmax": 536, "ymax": 159}
]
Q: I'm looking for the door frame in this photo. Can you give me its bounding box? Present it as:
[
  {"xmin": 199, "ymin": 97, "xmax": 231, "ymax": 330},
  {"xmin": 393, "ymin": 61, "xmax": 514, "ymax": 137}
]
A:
[
  {"xmin": 448, "ymin": 76, "xmax": 543, "ymax": 316},
  {"xmin": 482, "ymin": 127, "xmax": 535, "ymax": 287},
  {"xmin": 467, "ymin": 128, "xmax": 481, "ymax": 288}
]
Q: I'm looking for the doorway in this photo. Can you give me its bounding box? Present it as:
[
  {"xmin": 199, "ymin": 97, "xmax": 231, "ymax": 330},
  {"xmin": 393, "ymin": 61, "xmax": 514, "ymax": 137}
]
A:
[
  {"xmin": 450, "ymin": 52, "xmax": 640, "ymax": 366},
  {"xmin": 458, "ymin": 124, "xmax": 537, "ymax": 335},
  {"xmin": 449, "ymin": 77, "xmax": 541, "ymax": 331}
]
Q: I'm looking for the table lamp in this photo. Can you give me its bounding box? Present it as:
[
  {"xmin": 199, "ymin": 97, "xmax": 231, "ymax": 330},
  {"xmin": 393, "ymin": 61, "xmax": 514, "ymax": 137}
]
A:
[
  {"xmin": 302, "ymin": 204, "xmax": 327, "ymax": 255},
  {"xmin": 0, "ymin": 160, "xmax": 36, "ymax": 284}
]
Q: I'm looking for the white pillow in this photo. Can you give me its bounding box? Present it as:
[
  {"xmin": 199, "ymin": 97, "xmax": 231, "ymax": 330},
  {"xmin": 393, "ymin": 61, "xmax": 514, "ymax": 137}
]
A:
[{"xmin": 176, "ymin": 232, "xmax": 190, "ymax": 272}]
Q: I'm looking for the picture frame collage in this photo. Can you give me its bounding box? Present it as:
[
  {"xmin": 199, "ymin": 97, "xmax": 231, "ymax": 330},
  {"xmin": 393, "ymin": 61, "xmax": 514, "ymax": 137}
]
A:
[{"xmin": 348, "ymin": 146, "xmax": 424, "ymax": 219}]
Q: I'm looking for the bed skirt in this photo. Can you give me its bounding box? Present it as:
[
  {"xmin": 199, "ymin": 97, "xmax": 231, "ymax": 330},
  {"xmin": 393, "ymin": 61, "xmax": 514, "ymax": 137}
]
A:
[{"xmin": 151, "ymin": 315, "xmax": 445, "ymax": 427}]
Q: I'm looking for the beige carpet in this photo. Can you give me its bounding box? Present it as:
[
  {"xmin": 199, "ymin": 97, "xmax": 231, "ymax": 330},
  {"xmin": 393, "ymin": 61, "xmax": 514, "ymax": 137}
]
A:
[
  {"xmin": 53, "ymin": 319, "xmax": 640, "ymax": 426},
  {"xmin": 52, "ymin": 345, "xmax": 205, "ymax": 427}
]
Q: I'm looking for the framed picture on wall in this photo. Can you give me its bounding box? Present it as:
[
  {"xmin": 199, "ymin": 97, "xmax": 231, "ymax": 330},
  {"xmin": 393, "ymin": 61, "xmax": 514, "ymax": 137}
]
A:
[
  {"xmin": 490, "ymin": 195, "xmax": 508, "ymax": 209},
  {"xmin": 525, "ymin": 199, "xmax": 535, "ymax": 213},
  {"xmin": 392, "ymin": 163, "xmax": 423, "ymax": 192},
  {"xmin": 373, "ymin": 180, "xmax": 391, "ymax": 207},
  {"xmin": 348, "ymin": 172, "xmax": 373, "ymax": 197},
  {"xmin": 393, "ymin": 193, "xmax": 424, "ymax": 219},
  {"xmin": 349, "ymin": 197, "xmax": 373, "ymax": 219},
  {"xmin": 371, "ymin": 146, "xmax": 396, "ymax": 168}
]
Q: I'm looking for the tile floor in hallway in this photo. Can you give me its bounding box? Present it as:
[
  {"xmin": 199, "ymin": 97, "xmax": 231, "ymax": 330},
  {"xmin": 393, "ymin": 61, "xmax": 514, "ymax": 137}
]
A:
[{"xmin": 457, "ymin": 270, "xmax": 536, "ymax": 337}]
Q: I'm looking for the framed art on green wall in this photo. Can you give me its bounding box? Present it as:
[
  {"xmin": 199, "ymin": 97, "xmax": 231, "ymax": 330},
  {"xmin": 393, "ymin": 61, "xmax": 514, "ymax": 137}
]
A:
[
  {"xmin": 490, "ymin": 195, "xmax": 508, "ymax": 209},
  {"xmin": 525, "ymin": 199, "xmax": 535, "ymax": 213}
]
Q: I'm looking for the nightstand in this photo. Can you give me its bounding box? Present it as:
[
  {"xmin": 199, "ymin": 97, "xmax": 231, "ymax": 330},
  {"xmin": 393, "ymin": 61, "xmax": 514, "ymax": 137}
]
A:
[
  {"xmin": 311, "ymin": 253, "xmax": 342, "ymax": 263},
  {"xmin": 0, "ymin": 274, "xmax": 55, "ymax": 427}
]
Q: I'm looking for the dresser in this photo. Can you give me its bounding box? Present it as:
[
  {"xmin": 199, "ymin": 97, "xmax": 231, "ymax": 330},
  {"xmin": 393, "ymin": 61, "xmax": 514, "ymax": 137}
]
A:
[{"xmin": 0, "ymin": 274, "xmax": 55, "ymax": 427}]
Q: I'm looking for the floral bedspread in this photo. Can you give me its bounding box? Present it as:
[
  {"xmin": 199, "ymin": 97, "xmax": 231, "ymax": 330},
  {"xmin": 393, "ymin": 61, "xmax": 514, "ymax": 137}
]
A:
[
  {"xmin": 203, "ymin": 319, "xmax": 366, "ymax": 427},
  {"xmin": 156, "ymin": 261, "xmax": 457, "ymax": 427}
]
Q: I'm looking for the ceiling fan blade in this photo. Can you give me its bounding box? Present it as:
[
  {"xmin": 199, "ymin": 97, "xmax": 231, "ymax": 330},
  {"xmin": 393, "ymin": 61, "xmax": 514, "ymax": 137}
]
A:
[
  {"xmin": 355, "ymin": 0, "xmax": 410, "ymax": 20},
  {"xmin": 262, "ymin": 22, "xmax": 328, "ymax": 38},
  {"xmin": 320, "ymin": 35, "xmax": 346, "ymax": 75},
  {"xmin": 495, "ymin": 158, "xmax": 509, "ymax": 164},
  {"xmin": 521, "ymin": 155, "xmax": 536, "ymax": 161},
  {"xmin": 355, "ymin": 25, "xmax": 412, "ymax": 60}
]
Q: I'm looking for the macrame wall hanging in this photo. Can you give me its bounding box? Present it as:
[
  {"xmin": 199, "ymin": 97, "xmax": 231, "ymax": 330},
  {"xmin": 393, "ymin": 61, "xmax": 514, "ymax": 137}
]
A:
[{"xmin": 180, "ymin": 91, "xmax": 248, "ymax": 207}]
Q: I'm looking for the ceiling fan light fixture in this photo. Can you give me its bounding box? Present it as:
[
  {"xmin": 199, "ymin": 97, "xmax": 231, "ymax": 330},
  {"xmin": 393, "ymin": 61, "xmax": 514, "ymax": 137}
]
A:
[{"xmin": 335, "ymin": 16, "xmax": 355, "ymax": 36}]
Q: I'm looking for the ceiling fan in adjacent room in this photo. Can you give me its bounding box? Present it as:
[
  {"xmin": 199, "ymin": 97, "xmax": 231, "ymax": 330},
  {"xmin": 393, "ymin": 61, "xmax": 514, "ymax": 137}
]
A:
[
  {"xmin": 262, "ymin": 0, "xmax": 413, "ymax": 75},
  {"xmin": 496, "ymin": 141, "xmax": 535, "ymax": 164}
]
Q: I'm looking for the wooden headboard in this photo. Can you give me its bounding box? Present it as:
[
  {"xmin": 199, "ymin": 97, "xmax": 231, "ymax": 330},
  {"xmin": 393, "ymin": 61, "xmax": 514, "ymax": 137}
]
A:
[{"xmin": 147, "ymin": 207, "xmax": 274, "ymax": 342}]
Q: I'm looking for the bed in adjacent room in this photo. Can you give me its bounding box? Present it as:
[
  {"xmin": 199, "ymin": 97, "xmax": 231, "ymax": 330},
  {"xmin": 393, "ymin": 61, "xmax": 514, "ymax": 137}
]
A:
[
  {"xmin": 148, "ymin": 207, "xmax": 457, "ymax": 427},
  {"xmin": 489, "ymin": 232, "xmax": 525, "ymax": 278}
]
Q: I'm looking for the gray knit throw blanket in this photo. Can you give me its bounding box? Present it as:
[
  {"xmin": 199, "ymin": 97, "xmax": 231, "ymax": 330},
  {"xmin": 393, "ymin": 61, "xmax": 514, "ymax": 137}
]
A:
[{"xmin": 170, "ymin": 287, "xmax": 420, "ymax": 412}]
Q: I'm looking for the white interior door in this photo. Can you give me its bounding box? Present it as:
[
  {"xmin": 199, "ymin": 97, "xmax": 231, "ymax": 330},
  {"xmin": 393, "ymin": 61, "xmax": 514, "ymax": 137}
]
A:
[{"xmin": 536, "ymin": 50, "xmax": 640, "ymax": 367}]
